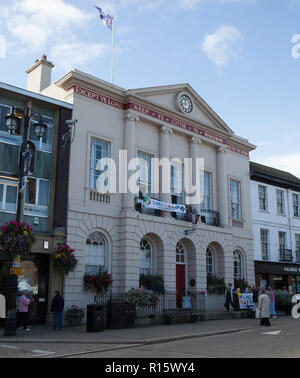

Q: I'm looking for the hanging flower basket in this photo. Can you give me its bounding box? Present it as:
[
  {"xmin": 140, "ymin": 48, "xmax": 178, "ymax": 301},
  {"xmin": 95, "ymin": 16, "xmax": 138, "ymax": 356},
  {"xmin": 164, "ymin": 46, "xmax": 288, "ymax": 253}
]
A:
[
  {"xmin": 0, "ymin": 221, "xmax": 35, "ymax": 262},
  {"xmin": 84, "ymin": 271, "xmax": 113, "ymax": 292},
  {"xmin": 54, "ymin": 244, "xmax": 78, "ymax": 276}
]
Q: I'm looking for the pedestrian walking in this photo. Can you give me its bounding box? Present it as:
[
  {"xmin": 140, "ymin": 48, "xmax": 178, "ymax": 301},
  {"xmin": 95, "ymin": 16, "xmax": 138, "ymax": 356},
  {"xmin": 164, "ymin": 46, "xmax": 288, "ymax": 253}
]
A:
[
  {"xmin": 267, "ymin": 286, "xmax": 277, "ymax": 319},
  {"xmin": 17, "ymin": 291, "xmax": 33, "ymax": 331},
  {"xmin": 257, "ymin": 286, "xmax": 271, "ymax": 327},
  {"xmin": 224, "ymin": 283, "xmax": 235, "ymax": 312},
  {"xmin": 0, "ymin": 293, "xmax": 5, "ymax": 319},
  {"xmin": 51, "ymin": 290, "xmax": 64, "ymax": 331}
]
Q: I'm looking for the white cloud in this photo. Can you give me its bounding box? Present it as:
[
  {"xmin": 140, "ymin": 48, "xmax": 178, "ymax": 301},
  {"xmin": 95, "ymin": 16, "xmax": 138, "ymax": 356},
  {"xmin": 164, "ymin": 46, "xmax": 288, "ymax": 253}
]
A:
[
  {"xmin": 51, "ymin": 42, "xmax": 110, "ymax": 71},
  {"xmin": 99, "ymin": 0, "xmax": 162, "ymax": 15},
  {"xmin": 178, "ymin": 0, "xmax": 203, "ymax": 9},
  {"xmin": 202, "ymin": 24, "xmax": 243, "ymax": 67},
  {"xmin": 0, "ymin": 0, "xmax": 92, "ymax": 52},
  {"xmin": 178, "ymin": 0, "xmax": 254, "ymax": 8},
  {"xmin": 260, "ymin": 153, "xmax": 300, "ymax": 179}
]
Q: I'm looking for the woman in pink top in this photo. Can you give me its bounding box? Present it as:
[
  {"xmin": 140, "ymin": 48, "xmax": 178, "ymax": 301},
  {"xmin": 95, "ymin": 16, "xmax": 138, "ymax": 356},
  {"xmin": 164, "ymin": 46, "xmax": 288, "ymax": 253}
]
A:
[{"xmin": 18, "ymin": 291, "xmax": 32, "ymax": 331}]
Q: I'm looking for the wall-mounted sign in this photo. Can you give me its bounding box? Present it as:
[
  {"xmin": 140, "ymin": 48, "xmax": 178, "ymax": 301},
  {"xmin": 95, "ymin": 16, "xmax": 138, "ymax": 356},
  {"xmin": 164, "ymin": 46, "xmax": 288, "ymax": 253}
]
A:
[
  {"xmin": 182, "ymin": 296, "xmax": 192, "ymax": 309},
  {"xmin": 284, "ymin": 267, "xmax": 300, "ymax": 273}
]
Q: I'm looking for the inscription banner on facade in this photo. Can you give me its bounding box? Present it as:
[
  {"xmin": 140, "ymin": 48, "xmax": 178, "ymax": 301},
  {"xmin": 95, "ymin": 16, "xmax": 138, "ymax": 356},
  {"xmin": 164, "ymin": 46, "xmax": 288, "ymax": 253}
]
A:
[{"xmin": 70, "ymin": 85, "xmax": 250, "ymax": 157}]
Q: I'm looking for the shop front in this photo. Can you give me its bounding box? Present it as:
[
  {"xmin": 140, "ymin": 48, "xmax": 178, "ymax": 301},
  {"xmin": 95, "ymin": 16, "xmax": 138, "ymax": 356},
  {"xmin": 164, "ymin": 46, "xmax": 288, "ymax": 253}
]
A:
[
  {"xmin": 0, "ymin": 253, "xmax": 50, "ymax": 325},
  {"xmin": 255, "ymin": 261, "xmax": 300, "ymax": 294}
]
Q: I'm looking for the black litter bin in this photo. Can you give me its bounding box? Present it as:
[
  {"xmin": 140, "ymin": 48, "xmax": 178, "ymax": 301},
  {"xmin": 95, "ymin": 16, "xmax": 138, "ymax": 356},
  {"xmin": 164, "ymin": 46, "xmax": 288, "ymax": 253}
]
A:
[{"xmin": 86, "ymin": 304, "xmax": 105, "ymax": 332}]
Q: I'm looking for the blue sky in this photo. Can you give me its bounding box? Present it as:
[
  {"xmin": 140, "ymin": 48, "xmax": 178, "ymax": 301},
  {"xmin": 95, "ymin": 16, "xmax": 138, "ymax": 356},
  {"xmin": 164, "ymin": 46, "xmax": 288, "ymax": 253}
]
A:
[{"xmin": 0, "ymin": 0, "xmax": 300, "ymax": 177}]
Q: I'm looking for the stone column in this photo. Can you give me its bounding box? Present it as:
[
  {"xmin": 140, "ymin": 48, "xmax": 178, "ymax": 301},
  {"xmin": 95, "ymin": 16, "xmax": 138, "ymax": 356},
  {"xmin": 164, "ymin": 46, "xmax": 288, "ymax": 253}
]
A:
[
  {"xmin": 120, "ymin": 113, "xmax": 140, "ymax": 291},
  {"xmin": 122, "ymin": 113, "xmax": 139, "ymax": 211},
  {"xmin": 216, "ymin": 147, "xmax": 229, "ymax": 227},
  {"xmin": 189, "ymin": 137, "xmax": 202, "ymax": 215},
  {"xmin": 159, "ymin": 125, "xmax": 173, "ymax": 216}
]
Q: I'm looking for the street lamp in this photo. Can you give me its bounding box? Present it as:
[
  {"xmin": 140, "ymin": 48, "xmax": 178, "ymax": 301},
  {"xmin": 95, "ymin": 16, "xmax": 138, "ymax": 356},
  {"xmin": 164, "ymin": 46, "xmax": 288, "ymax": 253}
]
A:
[{"xmin": 3, "ymin": 107, "xmax": 47, "ymax": 336}]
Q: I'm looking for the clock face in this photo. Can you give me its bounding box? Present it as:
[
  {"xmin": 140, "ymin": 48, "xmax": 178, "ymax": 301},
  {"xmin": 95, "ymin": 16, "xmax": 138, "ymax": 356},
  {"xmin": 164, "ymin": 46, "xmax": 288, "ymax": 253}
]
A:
[{"xmin": 179, "ymin": 94, "xmax": 193, "ymax": 113}]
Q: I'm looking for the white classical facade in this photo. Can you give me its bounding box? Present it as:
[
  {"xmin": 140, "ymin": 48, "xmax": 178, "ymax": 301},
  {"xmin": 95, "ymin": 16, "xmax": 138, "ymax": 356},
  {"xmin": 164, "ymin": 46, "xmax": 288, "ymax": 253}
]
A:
[{"xmin": 26, "ymin": 57, "xmax": 256, "ymax": 309}]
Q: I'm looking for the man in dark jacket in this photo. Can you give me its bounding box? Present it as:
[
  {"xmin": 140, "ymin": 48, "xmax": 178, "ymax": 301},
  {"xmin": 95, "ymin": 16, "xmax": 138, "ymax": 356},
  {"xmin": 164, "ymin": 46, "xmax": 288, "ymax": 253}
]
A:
[
  {"xmin": 252, "ymin": 286, "xmax": 259, "ymax": 304},
  {"xmin": 51, "ymin": 290, "xmax": 64, "ymax": 331}
]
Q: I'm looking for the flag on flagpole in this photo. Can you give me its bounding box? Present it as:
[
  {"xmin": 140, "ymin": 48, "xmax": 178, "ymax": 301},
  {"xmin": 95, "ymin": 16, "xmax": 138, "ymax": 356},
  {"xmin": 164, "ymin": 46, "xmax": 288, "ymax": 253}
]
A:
[
  {"xmin": 95, "ymin": 6, "xmax": 113, "ymax": 30},
  {"xmin": 95, "ymin": 5, "xmax": 115, "ymax": 84}
]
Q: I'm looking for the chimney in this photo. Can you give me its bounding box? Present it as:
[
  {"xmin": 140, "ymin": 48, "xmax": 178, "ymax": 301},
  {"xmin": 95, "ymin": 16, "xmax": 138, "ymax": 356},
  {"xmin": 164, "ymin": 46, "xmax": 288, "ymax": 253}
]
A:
[{"xmin": 26, "ymin": 55, "xmax": 54, "ymax": 93}]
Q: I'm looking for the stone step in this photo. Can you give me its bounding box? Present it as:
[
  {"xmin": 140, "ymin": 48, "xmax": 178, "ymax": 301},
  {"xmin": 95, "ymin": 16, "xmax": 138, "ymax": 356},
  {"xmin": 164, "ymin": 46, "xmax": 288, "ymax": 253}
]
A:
[{"xmin": 199, "ymin": 311, "xmax": 251, "ymax": 321}]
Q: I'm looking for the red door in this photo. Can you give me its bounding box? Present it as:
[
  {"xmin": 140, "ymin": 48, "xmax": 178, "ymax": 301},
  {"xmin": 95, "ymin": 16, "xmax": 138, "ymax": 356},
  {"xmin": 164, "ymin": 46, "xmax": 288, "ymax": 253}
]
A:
[{"xmin": 176, "ymin": 265, "xmax": 186, "ymax": 308}]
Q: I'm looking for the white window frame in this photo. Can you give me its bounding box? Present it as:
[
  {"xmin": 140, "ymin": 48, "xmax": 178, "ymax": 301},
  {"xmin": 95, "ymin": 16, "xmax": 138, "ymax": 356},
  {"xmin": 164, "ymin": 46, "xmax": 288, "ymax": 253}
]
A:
[
  {"xmin": 139, "ymin": 238, "xmax": 153, "ymax": 276},
  {"xmin": 233, "ymin": 250, "xmax": 244, "ymax": 281},
  {"xmin": 0, "ymin": 177, "xmax": 18, "ymax": 213},
  {"xmin": 24, "ymin": 177, "xmax": 50, "ymax": 218},
  {"xmin": 293, "ymin": 193, "xmax": 300, "ymax": 218},
  {"xmin": 276, "ymin": 189, "xmax": 285, "ymax": 215},
  {"xmin": 137, "ymin": 151, "xmax": 153, "ymax": 195},
  {"xmin": 260, "ymin": 229, "xmax": 269, "ymax": 261},
  {"xmin": 89, "ymin": 138, "xmax": 110, "ymax": 191},
  {"xmin": 258, "ymin": 185, "xmax": 268, "ymax": 212},
  {"xmin": 85, "ymin": 232, "xmax": 108, "ymax": 275},
  {"xmin": 206, "ymin": 247, "xmax": 215, "ymax": 277},
  {"xmin": 201, "ymin": 171, "xmax": 212, "ymax": 211},
  {"xmin": 230, "ymin": 179, "xmax": 242, "ymax": 220},
  {"xmin": 29, "ymin": 115, "xmax": 54, "ymax": 153},
  {"xmin": 171, "ymin": 162, "xmax": 184, "ymax": 204},
  {"xmin": 278, "ymin": 231, "xmax": 287, "ymax": 250}
]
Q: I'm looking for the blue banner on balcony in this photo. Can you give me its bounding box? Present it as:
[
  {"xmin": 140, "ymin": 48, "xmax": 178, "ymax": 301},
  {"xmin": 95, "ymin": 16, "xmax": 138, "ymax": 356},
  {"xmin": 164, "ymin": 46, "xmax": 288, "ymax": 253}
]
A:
[{"xmin": 145, "ymin": 198, "xmax": 187, "ymax": 214}]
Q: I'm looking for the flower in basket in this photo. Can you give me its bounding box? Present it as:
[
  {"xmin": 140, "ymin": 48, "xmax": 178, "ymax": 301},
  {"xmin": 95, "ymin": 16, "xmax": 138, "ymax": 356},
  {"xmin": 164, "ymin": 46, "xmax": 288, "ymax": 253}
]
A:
[
  {"xmin": 139, "ymin": 274, "xmax": 164, "ymax": 294},
  {"xmin": 64, "ymin": 305, "xmax": 85, "ymax": 321},
  {"xmin": 124, "ymin": 288, "xmax": 158, "ymax": 308},
  {"xmin": 0, "ymin": 221, "xmax": 35, "ymax": 262},
  {"xmin": 54, "ymin": 244, "xmax": 78, "ymax": 275},
  {"xmin": 83, "ymin": 274, "xmax": 96, "ymax": 290},
  {"xmin": 84, "ymin": 271, "xmax": 113, "ymax": 292}
]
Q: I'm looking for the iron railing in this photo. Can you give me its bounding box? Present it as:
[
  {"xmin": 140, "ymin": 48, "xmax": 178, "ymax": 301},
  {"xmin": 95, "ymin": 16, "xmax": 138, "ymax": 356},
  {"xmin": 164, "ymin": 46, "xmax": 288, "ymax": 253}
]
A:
[
  {"xmin": 135, "ymin": 196, "xmax": 162, "ymax": 217},
  {"xmin": 94, "ymin": 291, "xmax": 206, "ymax": 321},
  {"xmin": 200, "ymin": 210, "xmax": 220, "ymax": 227}
]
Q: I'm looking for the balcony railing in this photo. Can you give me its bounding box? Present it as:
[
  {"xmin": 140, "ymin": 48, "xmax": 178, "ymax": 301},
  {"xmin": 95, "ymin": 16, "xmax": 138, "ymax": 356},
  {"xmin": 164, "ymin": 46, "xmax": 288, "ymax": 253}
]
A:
[
  {"xmin": 200, "ymin": 209, "xmax": 220, "ymax": 227},
  {"xmin": 135, "ymin": 196, "xmax": 162, "ymax": 217},
  {"xmin": 295, "ymin": 249, "xmax": 300, "ymax": 264},
  {"xmin": 279, "ymin": 248, "xmax": 293, "ymax": 263},
  {"xmin": 172, "ymin": 212, "xmax": 193, "ymax": 222}
]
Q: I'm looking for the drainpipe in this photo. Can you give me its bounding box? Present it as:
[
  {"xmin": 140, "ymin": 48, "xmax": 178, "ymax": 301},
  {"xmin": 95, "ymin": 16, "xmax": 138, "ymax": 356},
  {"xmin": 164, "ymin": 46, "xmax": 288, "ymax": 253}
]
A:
[{"xmin": 286, "ymin": 189, "xmax": 293, "ymax": 259}]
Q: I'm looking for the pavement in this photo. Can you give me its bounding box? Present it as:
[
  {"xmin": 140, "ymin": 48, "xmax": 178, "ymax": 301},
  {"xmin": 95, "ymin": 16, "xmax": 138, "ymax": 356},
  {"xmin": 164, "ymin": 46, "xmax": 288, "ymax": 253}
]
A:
[{"xmin": 0, "ymin": 314, "xmax": 276, "ymax": 345}]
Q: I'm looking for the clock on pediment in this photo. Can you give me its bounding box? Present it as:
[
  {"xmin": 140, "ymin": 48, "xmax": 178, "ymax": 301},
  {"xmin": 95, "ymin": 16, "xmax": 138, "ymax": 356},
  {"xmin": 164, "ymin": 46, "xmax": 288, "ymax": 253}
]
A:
[{"xmin": 176, "ymin": 92, "xmax": 193, "ymax": 114}]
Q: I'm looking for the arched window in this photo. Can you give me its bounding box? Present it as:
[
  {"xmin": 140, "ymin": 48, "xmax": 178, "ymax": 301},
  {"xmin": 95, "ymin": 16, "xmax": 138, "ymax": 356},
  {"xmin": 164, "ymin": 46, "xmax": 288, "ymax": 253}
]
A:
[
  {"xmin": 85, "ymin": 232, "xmax": 107, "ymax": 275},
  {"xmin": 233, "ymin": 250, "xmax": 243, "ymax": 280},
  {"xmin": 140, "ymin": 238, "xmax": 152, "ymax": 275},
  {"xmin": 176, "ymin": 242, "xmax": 186, "ymax": 264},
  {"xmin": 206, "ymin": 247, "xmax": 215, "ymax": 277}
]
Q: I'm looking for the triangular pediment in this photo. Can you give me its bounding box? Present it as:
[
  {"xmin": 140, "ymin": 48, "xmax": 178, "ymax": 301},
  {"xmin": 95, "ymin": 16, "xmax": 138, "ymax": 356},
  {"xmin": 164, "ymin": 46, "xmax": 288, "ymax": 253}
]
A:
[{"xmin": 127, "ymin": 84, "xmax": 234, "ymax": 136}]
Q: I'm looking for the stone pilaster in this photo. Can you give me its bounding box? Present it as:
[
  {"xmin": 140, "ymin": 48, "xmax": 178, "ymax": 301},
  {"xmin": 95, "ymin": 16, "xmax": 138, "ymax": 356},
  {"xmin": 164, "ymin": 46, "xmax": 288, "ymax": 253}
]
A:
[{"xmin": 216, "ymin": 147, "xmax": 229, "ymax": 227}]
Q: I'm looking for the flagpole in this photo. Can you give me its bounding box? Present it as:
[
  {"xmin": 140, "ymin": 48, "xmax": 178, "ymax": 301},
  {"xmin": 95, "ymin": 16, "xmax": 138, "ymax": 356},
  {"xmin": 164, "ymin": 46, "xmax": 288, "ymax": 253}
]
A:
[{"xmin": 111, "ymin": 17, "xmax": 115, "ymax": 84}]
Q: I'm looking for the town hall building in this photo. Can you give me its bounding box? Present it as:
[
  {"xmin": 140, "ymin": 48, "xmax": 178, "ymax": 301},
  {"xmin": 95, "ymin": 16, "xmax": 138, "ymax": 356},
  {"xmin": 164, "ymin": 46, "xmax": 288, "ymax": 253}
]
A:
[{"xmin": 26, "ymin": 56, "xmax": 256, "ymax": 310}]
